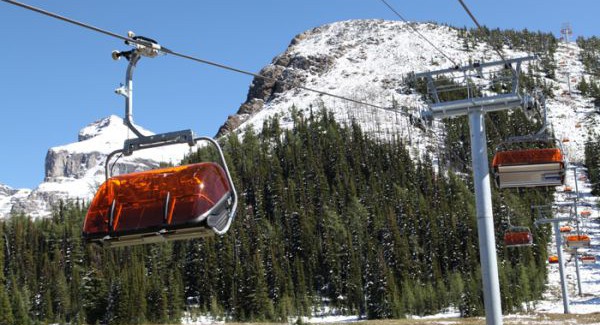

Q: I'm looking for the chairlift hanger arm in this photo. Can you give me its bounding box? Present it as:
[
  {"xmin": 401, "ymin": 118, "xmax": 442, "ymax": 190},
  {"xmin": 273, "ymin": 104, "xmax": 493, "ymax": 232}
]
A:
[
  {"xmin": 534, "ymin": 217, "xmax": 575, "ymax": 227},
  {"xmin": 414, "ymin": 56, "xmax": 537, "ymax": 78}
]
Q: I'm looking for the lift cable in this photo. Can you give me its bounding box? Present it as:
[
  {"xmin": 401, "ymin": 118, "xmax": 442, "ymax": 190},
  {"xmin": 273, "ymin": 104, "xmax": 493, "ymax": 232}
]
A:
[
  {"xmin": 377, "ymin": 0, "xmax": 460, "ymax": 67},
  {"xmin": 1, "ymin": 0, "xmax": 402, "ymax": 114},
  {"xmin": 456, "ymin": 0, "xmax": 507, "ymax": 63}
]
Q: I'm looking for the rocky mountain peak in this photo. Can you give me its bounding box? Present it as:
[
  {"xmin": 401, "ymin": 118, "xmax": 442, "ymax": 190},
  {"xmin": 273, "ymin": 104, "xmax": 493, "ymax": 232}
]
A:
[{"xmin": 78, "ymin": 114, "xmax": 127, "ymax": 141}]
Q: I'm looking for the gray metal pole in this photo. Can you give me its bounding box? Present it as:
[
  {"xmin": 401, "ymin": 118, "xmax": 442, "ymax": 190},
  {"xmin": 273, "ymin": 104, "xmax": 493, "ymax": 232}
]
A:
[
  {"xmin": 469, "ymin": 110, "xmax": 503, "ymax": 325},
  {"xmin": 572, "ymin": 167, "xmax": 583, "ymax": 296},
  {"xmin": 553, "ymin": 222, "xmax": 570, "ymax": 313}
]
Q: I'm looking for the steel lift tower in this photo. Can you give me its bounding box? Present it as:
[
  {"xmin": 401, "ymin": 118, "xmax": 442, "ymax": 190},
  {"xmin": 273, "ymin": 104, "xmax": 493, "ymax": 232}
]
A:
[
  {"xmin": 415, "ymin": 56, "xmax": 537, "ymax": 325},
  {"xmin": 561, "ymin": 23, "xmax": 573, "ymax": 43}
]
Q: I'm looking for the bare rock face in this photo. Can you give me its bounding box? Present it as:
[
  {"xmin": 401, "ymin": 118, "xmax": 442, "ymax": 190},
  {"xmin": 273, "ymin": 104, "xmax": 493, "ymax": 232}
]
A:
[
  {"xmin": 45, "ymin": 150, "xmax": 104, "ymax": 180},
  {"xmin": 216, "ymin": 38, "xmax": 335, "ymax": 137}
]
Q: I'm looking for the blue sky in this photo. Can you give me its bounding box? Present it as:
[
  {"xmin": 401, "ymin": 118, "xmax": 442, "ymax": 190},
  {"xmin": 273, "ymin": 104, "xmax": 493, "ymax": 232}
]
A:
[{"xmin": 0, "ymin": 0, "xmax": 597, "ymax": 189}]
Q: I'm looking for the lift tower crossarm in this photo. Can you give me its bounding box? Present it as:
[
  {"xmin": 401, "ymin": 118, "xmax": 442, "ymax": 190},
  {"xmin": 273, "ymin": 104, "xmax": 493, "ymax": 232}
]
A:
[{"xmin": 415, "ymin": 56, "xmax": 536, "ymax": 325}]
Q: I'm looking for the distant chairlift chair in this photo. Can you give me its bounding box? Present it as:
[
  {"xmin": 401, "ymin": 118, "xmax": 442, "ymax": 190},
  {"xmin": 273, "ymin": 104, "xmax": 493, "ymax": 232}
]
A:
[
  {"xmin": 82, "ymin": 33, "xmax": 237, "ymax": 247},
  {"xmin": 504, "ymin": 226, "xmax": 533, "ymax": 247},
  {"xmin": 565, "ymin": 235, "xmax": 591, "ymax": 248},
  {"xmin": 580, "ymin": 255, "xmax": 596, "ymax": 264}
]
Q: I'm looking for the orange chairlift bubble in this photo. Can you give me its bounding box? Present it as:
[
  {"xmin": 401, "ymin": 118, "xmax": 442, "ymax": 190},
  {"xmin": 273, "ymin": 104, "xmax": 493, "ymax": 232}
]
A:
[
  {"xmin": 504, "ymin": 226, "xmax": 533, "ymax": 247},
  {"xmin": 82, "ymin": 34, "xmax": 237, "ymax": 247},
  {"xmin": 563, "ymin": 186, "xmax": 573, "ymax": 192},
  {"xmin": 559, "ymin": 225, "xmax": 573, "ymax": 233},
  {"xmin": 580, "ymin": 210, "xmax": 592, "ymax": 217},
  {"xmin": 548, "ymin": 255, "xmax": 559, "ymax": 264},
  {"xmin": 580, "ymin": 255, "xmax": 596, "ymax": 264},
  {"xmin": 83, "ymin": 162, "xmax": 235, "ymax": 246},
  {"xmin": 492, "ymin": 147, "xmax": 565, "ymax": 188},
  {"xmin": 565, "ymin": 234, "xmax": 591, "ymax": 248}
]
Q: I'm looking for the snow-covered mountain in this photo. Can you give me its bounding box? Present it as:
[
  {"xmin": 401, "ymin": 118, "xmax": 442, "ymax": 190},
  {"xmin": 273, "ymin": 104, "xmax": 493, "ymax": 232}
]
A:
[
  {"xmin": 0, "ymin": 115, "xmax": 192, "ymax": 219},
  {"xmin": 219, "ymin": 20, "xmax": 531, "ymax": 140}
]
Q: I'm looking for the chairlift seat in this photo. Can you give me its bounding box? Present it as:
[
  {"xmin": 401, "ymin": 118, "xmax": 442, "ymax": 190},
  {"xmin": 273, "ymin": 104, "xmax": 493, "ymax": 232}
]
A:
[
  {"xmin": 565, "ymin": 235, "xmax": 591, "ymax": 248},
  {"xmin": 83, "ymin": 162, "xmax": 233, "ymax": 247},
  {"xmin": 580, "ymin": 211, "xmax": 591, "ymax": 217},
  {"xmin": 504, "ymin": 227, "xmax": 533, "ymax": 247},
  {"xmin": 548, "ymin": 255, "xmax": 559, "ymax": 264},
  {"xmin": 492, "ymin": 148, "xmax": 565, "ymax": 188}
]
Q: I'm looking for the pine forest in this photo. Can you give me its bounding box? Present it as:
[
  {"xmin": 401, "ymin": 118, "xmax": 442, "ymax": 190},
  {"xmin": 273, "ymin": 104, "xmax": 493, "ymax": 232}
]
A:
[{"xmin": 0, "ymin": 106, "xmax": 556, "ymax": 324}]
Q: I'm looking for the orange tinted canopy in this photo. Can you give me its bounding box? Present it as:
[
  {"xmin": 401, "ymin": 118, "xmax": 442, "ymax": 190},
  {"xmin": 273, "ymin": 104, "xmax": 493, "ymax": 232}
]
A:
[
  {"xmin": 83, "ymin": 162, "xmax": 231, "ymax": 243},
  {"xmin": 580, "ymin": 211, "xmax": 592, "ymax": 217},
  {"xmin": 548, "ymin": 255, "xmax": 559, "ymax": 264},
  {"xmin": 492, "ymin": 148, "xmax": 564, "ymax": 168}
]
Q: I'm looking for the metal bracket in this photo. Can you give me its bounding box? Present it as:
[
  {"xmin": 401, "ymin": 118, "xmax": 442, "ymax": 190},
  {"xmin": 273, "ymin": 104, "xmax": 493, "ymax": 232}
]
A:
[
  {"xmin": 122, "ymin": 129, "xmax": 196, "ymax": 156},
  {"xmin": 415, "ymin": 56, "xmax": 537, "ymax": 119}
]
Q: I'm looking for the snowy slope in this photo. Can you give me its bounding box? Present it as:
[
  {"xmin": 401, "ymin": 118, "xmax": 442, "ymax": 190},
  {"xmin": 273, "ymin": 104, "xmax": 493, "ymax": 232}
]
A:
[
  {"xmin": 0, "ymin": 115, "xmax": 193, "ymax": 218},
  {"xmin": 221, "ymin": 20, "xmax": 531, "ymax": 156},
  {"xmin": 534, "ymin": 41, "xmax": 600, "ymax": 315}
]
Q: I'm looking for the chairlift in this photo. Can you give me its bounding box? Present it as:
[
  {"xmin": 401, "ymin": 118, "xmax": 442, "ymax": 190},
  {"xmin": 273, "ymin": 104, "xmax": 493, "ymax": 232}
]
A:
[
  {"xmin": 562, "ymin": 138, "xmax": 570, "ymax": 143},
  {"xmin": 492, "ymin": 136, "xmax": 566, "ymax": 189},
  {"xmin": 565, "ymin": 234, "xmax": 591, "ymax": 248},
  {"xmin": 580, "ymin": 210, "xmax": 592, "ymax": 217},
  {"xmin": 82, "ymin": 33, "xmax": 237, "ymax": 247},
  {"xmin": 564, "ymin": 186, "xmax": 573, "ymax": 192},
  {"xmin": 504, "ymin": 226, "xmax": 533, "ymax": 247},
  {"xmin": 580, "ymin": 255, "xmax": 596, "ymax": 264},
  {"xmin": 548, "ymin": 255, "xmax": 559, "ymax": 264},
  {"xmin": 559, "ymin": 225, "xmax": 573, "ymax": 233}
]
